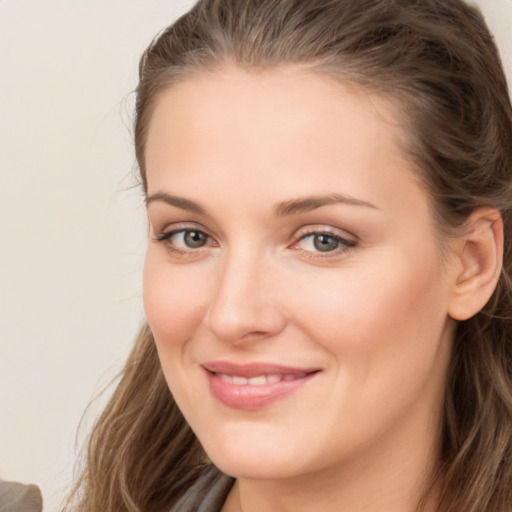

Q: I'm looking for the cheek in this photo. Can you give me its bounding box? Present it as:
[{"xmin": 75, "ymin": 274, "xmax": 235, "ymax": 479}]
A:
[
  {"xmin": 286, "ymin": 250, "xmax": 453, "ymax": 446},
  {"xmin": 143, "ymin": 251, "xmax": 210, "ymax": 349},
  {"xmin": 288, "ymin": 247, "xmax": 450, "ymax": 367},
  {"xmin": 143, "ymin": 252, "xmax": 213, "ymax": 413}
]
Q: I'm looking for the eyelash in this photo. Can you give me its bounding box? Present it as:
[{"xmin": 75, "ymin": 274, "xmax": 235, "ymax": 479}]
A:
[
  {"xmin": 154, "ymin": 228, "xmax": 215, "ymax": 256},
  {"xmin": 153, "ymin": 227, "xmax": 357, "ymax": 258},
  {"xmin": 291, "ymin": 229, "xmax": 357, "ymax": 258}
]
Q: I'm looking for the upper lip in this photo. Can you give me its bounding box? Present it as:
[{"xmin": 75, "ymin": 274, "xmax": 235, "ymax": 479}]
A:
[{"xmin": 201, "ymin": 361, "xmax": 320, "ymax": 378}]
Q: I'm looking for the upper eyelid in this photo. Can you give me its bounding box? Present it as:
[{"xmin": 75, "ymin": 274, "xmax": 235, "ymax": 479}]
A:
[
  {"xmin": 292, "ymin": 232, "xmax": 356, "ymax": 249},
  {"xmin": 292, "ymin": 224, "xmax": 357, "ymax": 242},
  {"xmin": 297, "ymin": 231, "xmax": 355, "ymax": 243},
  {"xmin": 153, "ymin": 221, "xmax": 213, "ymax": 237},
  {"xmin": 157, "ymin": 227, "xmax": 214, "ymax": 242},
  {"xmin": 152, "ymin": 222, "xmax": 357, "ymax": 246}
]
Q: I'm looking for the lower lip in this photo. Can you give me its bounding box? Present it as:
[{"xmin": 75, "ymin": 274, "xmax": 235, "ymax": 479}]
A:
[{"xmin": 205, "ymin": 370, "xmax": 317, "ymax": 410}]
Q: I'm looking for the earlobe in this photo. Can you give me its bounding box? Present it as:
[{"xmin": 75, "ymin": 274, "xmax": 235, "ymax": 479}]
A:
[{"xmin": 447, "ymin": 208, "xmax": 503, "ymax": 321}]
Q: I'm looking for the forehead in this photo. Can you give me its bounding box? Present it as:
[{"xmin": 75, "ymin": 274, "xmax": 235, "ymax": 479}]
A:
[
  {"xmin": 144, "ymin": 66, "xmax": 429, "ymax": 223},
  {"xmin": 146, "ymin": 65, "xmax": 404, "ymax": 153}
]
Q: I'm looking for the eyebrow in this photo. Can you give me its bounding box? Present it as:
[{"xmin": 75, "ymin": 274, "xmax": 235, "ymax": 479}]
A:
[
  {"xmin": 274, "ymin": 193, "xmax": 379, "ymax": 216},
  {"xmin": 145, "ymin": 192, "xmax": 206, "ymax": 215},
  {"xmin": 145, "ymin": 191, "xmax": 378, "ymax": 216}
]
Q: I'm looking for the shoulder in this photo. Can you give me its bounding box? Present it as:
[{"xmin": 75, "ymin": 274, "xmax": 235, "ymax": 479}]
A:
[
  {"xmin": 169, "ymin": 465, "xmax": 234, "ymax": 512},
  {"xmin": 0, "ymin": 480, "xmax": 43, "ymax": 512}
]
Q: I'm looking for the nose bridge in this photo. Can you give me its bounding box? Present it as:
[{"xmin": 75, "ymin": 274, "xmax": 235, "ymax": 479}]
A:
[{"xmin": 205, "ymin": 244, "xmax": 286, "ymax": 343}]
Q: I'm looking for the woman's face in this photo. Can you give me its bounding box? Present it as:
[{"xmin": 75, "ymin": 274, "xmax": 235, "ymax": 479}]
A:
[{"xmin": 143, "ymin": 67, "xmax": 457, "ymax": 481}]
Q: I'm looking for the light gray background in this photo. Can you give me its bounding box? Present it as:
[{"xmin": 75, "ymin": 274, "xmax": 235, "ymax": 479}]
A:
[{"xmin": 0, "ymin": 1, "xmax": 510, "ymax": 510}]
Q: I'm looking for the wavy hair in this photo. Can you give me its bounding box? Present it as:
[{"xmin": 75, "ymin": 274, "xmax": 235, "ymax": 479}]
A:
[{"xmin": 66, "ymin": 1, "xmax": 512, "ymax": 510}]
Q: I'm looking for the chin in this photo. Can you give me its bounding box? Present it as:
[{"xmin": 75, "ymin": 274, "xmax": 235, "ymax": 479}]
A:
[
  {"xmin": 211, "ymin": 454, "xmax": 299, "ymax": 480},
  {"xmin": 201, "ymin": 431, "xmax": 307, "ymax": 480}
]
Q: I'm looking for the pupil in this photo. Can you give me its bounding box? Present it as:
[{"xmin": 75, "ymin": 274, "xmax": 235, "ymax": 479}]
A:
[
  {"xmin": 314, "ymin": 234, "xmax": 339, "ymax": 252},
  {"xmin": 184, "ymin": 231, "xmax": 206, "ymax": 248}
]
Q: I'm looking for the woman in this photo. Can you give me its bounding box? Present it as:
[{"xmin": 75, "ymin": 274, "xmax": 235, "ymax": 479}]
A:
[{"xmin": 66, "ymin": 0, "xmax": 512, "ymax": 511}]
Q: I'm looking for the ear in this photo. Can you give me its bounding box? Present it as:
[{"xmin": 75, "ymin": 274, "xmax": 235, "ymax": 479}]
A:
[{"xmin": 448, "ymin": 208, "xmax": 503, "ymax": 321}]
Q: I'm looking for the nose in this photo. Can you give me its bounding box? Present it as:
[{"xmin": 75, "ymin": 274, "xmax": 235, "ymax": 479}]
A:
[{"xmin": 204, "ymin": 249, "xmax": 287, "ymax": 344}]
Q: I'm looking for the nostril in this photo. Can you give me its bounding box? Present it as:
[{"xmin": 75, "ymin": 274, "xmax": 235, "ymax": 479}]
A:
[{"xmin": 242, "ymin": 330, "xmax": 269, "ymax": 338}]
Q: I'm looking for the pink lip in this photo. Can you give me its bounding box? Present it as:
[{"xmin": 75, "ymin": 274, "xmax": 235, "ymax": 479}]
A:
[{"xmin": 202, "ymin": 361, "xmax": 320, "ymax": 410}]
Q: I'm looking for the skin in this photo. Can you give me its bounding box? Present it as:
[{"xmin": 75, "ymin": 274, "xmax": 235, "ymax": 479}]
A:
[{"xmin": 143, "ymin": 66, "xmax": 462, "ymax": 512}]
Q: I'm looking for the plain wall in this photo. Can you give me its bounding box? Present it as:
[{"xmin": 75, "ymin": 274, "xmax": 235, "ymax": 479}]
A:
[{"xmin": 0, "ymin": 1, "xmax": 510, "ymax": 510}]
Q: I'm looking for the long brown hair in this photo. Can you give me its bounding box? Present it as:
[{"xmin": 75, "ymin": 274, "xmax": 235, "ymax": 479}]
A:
[{"xmin": 67, "ymin": 1, "xmax": 512, "ymax": 510}]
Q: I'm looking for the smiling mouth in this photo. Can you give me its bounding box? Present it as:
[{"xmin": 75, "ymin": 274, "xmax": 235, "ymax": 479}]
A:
[
  {"xmin": 202, "ymin": 362, "xmax": 320, "ymax": 410},
  {"xmin": 215, "ymin": 372, "xmax": 311, "ymax": 386}
]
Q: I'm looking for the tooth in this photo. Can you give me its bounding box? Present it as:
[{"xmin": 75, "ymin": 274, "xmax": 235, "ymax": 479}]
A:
[
  {"xmin": 220, "ymin": 373, "xmax": 233, "ymax": 384},
  {"xmin": 232, "ymin": 376, "xmax": 248, "ymax": 385},
  {"xmin": 283, "ymin": 373, "xmax": 307, "ymax": 381},
  {"xmin": 248, "ymin": 376, "xmax": 266, "ymax": 386},
  {"xmin": 266, "ymin": 374, "xmax": 282, "ymax": 384}
]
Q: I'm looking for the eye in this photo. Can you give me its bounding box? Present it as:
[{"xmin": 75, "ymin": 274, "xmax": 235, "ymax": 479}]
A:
[
  {"xmin": 293, "ymin": 230, "xmax": 356, "ymax": 255},
  {"xmin": 306, "ymin": 233, "xmax": 341, "ymax": 252},
  {"xmin": 155, "ymin": 228, "xmax": 214, "ymax": 252},
  {"xmin": 178, "ymin": 230, "xmax": 209, "ymax": 248}
]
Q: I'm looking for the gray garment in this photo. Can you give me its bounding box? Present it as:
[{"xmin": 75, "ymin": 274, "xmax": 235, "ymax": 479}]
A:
[
  {"xmin": 0, "ymin": 480, "xmax": 43, "ymax": 512},
  {"xmin": 170, "ymin": 466, "xmax": 234, "ymax": 512}
]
